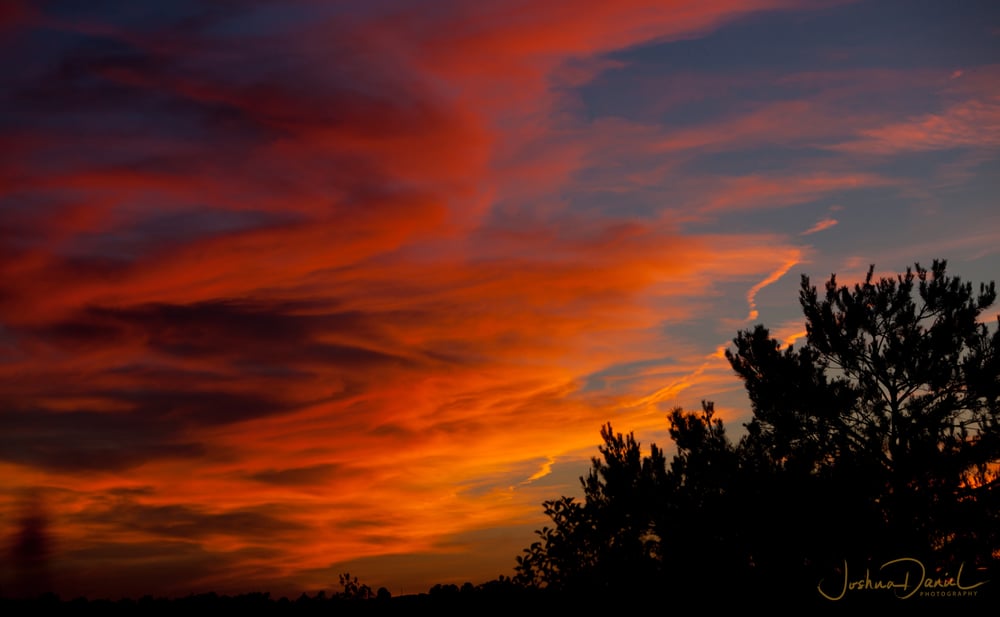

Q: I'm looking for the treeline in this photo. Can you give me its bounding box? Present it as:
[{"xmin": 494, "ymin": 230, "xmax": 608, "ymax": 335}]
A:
[{"xmin": 0, "ymin": 582, "xmax": 619, "ymax": 616}]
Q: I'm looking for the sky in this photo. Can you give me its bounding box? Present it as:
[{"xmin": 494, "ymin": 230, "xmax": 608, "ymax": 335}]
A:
[{"xmin": 1, "ymin": 0, "xmax": 999, "ymax": 600}]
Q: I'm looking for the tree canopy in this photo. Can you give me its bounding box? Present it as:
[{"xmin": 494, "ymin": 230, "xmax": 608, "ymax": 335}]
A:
[
  {"xmin": 515, "ymin": 260, "xmax": 1000, "ymax": 601},
  {"xmin": 729, "ymin": 260, "xmax": 999, "ymax": 563}
]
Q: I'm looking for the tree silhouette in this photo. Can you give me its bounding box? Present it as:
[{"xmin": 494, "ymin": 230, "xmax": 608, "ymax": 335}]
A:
[
  {"xmin": 336, "ymin": 572, "xmax": 372, "ymax": 600},
  {"xmin": 728, "ymin": 260, "xmax": 1000, "ymax": 565},
  {"xmin": 657, "ymin": 402, "xmax": 746, "ymax": 586},
  {"xmin": 516, "ymin": 259, "xmax": 1000, "ymax": 599},
  {"xmin": 515, "ymin": 406, "xmax": 747, "ymax": 595},
  {"xmin": 514, "ymin": 423, "xmax": 666, "ymax": 593}
]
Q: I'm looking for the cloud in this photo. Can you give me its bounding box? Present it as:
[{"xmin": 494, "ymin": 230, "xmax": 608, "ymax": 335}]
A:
[
  {"xmin": 801, "ymin": 217, "xmax": 839, "ymax": 235},
  {"xmin": 75, "ymin": 497, "xmax": 308, "ymax": 541},
  {"xmin": 745, "ymin": 253, "xmax": 801, "ymax": 321},
  {"xmin": 703, "ymin": 172, "xmax": 895, "ymax": 213},
  {"xmin": 832, "ymin": 98, "xmax": 1000, "ymax": 154},
  {"xmin": 0, "ymin": 408, "xmax": 205, "ymax": 472},
  {"xmin": 250, "ymin": 464, "xmax": 342, "ymax": 487}
]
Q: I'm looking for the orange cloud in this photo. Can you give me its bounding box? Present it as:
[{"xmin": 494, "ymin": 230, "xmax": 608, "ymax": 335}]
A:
[
  {"xmin": 801, "ymin": 217, "xmax": 839, "ymax": 235},
  {"xmin": 833, "ymin": 97, "xmax": 1000, "ymax": 154},
  {"xmin": 699, "ymin": 172, "xmax": 894, "ymax": 213},
  {"xmin": 744, "ymin": 252, "xmax": 801, "ymax": 321}
]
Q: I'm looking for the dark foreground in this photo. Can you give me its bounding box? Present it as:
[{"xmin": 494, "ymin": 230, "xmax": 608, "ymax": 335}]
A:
[{"xmin": 3, "ymin": 578, "xmax": 998, "ymax": 616}]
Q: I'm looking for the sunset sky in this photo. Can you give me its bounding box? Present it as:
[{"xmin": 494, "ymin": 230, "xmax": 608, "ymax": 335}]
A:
[{"xmin": 2, "ymin": 0, "xmax": 999, "ymax": 600}]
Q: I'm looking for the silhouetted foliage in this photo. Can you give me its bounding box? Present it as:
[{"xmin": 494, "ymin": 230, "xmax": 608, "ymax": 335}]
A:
[
  {"xmin": 337, "ymin": 572, "xmax": 372, "ymax": 600},
  {"xmin": 516, "ymin": 259, "xmax": 1000, "ymax": 604},
  {"xmin": 0, "ymin": 581, "xmax": 633, "ymax": 615},
  {"xmin": 514, "ymin": 423, "xmax": 666, "ymax": 594},
  {"xmin": 728, "ymin": 260, "xmax": 1000, "ymax": 566}
]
